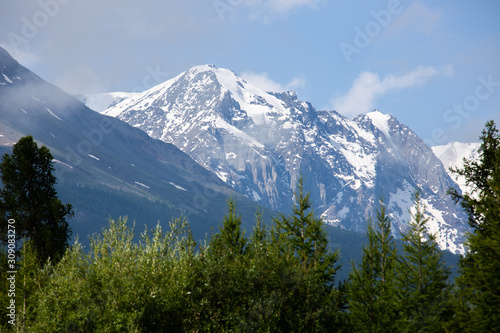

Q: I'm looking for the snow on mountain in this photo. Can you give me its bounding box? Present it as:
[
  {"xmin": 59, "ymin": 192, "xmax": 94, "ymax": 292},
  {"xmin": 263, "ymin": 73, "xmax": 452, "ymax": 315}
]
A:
[
  {"xmin": 366, "ymin": 110, "xmax": 391, "ymax": 137},
  {"xmin": 432, "ymin": 141, "xmax": 480, "ymax": 194},
  {"xmin": 1, "ymin": 48, "xmax": 270, "ymax": 244},
  {"xmin": 104, "ymin": 64, "xmax": 469, "ymax": 254},
  {"xmin": 75, "ymin": 92, "xmax": 140, "ymax": 112}
]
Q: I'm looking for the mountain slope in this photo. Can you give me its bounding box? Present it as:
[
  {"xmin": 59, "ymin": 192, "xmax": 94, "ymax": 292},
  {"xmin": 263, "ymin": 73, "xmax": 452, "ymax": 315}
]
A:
[
  {"xmin": 432, "ymin": 141, "xmax": 480, "ymax": 194},
  {"xmin": 103, "ymin": 64, "xmax": 469, "ymax": 253},
  {"xmin": 74, "ymin": 92, "xmax": 140, "ymax": 112},
  {"xmin": 0, "ymin": 49, "xmax": 266, "ymax": 242}
]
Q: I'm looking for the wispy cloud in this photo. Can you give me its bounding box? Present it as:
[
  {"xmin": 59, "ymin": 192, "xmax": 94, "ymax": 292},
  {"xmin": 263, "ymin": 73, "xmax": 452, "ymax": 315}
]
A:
[
  {"xmin": 54, "ymin": 64, "xmax": 109, "ymax": 95},
  {"xmin": 243, "ymin": 0, "xmax": 324, "ymax": 21},
  {"xmin": 386, "ymin": 1, "xmax": 444, "ymax": 38},
  {"xmin": 331, "ymin": 65, "xmax": 451, "ymax": 117},
  {"xmin": 241, "ymin": 71, "xmax": 305, "ymax": 92},
  {"xmin": 263, "ymin": 0, "xmax": 323, "ymax": 13},
  {"xmin": 0, "ymin": 43, "xmax": 40, "ymax": 68}
]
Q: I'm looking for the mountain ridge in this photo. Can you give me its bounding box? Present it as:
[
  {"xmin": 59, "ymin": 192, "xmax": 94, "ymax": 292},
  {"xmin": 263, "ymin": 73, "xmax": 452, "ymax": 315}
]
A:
[
  {"xmin": 432, "ymin": 141, "xmax": 481, "ymax": 195},
  {"xmin": 101, "ymin": 64, "xmax": 469, "ymax": 253},
  {"xmin": 0, "ymin": 50, "xmax": 267, "ymax": 242}
]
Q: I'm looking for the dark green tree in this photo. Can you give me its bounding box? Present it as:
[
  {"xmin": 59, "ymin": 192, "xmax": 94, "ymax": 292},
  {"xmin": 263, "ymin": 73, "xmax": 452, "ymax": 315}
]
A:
[
  {"xmin": 0, "ymin": 136, "xmax": 73, "ymax": 264},
  {"xmin": 214, "ymin": 198, "xmax": 247, "ymax": 257},
  {"xmin": 191, "ymin": 199, "xmax": 250, "ymax": 331},
  {"xmin": 275, "ymin": 176, "xmax": 339, "ymax": 283},
  {"xmin": 274, "ymin": 176, "xmax": 344, "ymax": 331},
  {"xmin": 347, "ymin": 199, "xmax": 399, "ymax": 332},
  {"xmin": 397, "ymin": 191, "xmax": 451, "ymax": 332},
  {"xmin": 449, "ymin": 120, "xmax": 500, "ymax": 332},
  {"xmin": 0, "ymin": 239, "xmax": 46, "ymax": 330}
]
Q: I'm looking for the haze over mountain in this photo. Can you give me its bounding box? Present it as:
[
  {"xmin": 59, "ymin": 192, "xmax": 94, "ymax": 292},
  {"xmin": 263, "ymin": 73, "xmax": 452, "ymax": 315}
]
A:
[
  {"xmin": 74, "ymin": 92, "xmax": 140, "ymax": 113},
  {"xmin": 0, "ymin": 47, "xmax": 266, "ymax": 242},
  {"xmin": 432, "ymin": 141, "xmax": 481, "ymax": 194},
  {"xmin": 97, "ymin": 64, "xmax": 469, "ymax": 254}
]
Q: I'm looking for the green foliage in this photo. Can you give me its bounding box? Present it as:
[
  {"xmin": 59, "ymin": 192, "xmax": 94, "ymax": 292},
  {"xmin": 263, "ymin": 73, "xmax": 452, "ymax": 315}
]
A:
[
  {"xmin": 275, "ymin": 176, "xmax": 340, "ymax": 286},
  {"xmin": 347, "ymin": 199, "xmax": 399, "ymax": 332},
  {"xmin": 24, "ymin": 183, "xmax": 352, "ymax": 332},
  {"xmin": 0, "ymin": 239, "xmax": 48, "ymax": 331},
  {"xmin": 273, "ymin": 176, "xmax": 345, "ymax": 331},
  {"xmin": 211, "ymin": 198, "xmax": 247, "ymax": 257},
  {"xmin": 0, "ymin": 136, "xmax": 73, "ymax": 264},
  {"xmin": 31, "ymin": 217, "xmax": 196, "ymax": 332},
  {"xmin": 396, "ymin": 191, "xmax": 451, "ymax": 332},
  {"xmin": 449, "ymin": 120, "xmax": 500, "ymax": 332},
  {"xmin": 2, "ymin": 154, "xmax": 488, "ymax": 331}
]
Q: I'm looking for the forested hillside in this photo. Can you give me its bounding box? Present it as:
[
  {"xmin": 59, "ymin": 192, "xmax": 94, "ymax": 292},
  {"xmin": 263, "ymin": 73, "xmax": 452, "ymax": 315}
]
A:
[{"xmin": 1, "ymin": 120, "xmax": 499, "ymax": 331}]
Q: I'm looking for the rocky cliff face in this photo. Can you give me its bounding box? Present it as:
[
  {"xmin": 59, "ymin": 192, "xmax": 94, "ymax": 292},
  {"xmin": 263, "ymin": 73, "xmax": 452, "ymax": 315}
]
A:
[{"xmin": 103, "ymin": 64, "xmax": 469, "ymax": 253}]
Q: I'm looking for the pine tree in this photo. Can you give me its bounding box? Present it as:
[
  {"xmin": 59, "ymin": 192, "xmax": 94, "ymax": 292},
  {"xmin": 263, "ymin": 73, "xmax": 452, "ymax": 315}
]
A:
[
  {"xmin": 449, "ymin": 120, "xmax": 500, "ymax": 332},
  {"xmin": 274, "ymin": 176, "xmax": 343, "ymax": 331},
  {"xmin": 347, "ymin": 199, "xmax": 399, "ymax": 332},
  {"xmin": 275, "ymin": 176, "xmax": 339, "ymax": 284},
  {"xmin": 16, "ymin": 239, "xmax": 44, "ymax": 330},
  {"xmin": 196, "ymin": 199, "xmax": 250, "ymax": 331},
  {"xmin": 397, "ymin": 191, "xmax": 451, "ymax": 332},
  {"xmin": 214, "ymin": 198, "xmax": 247, "ymax": 257},
  {"xmin": 0, "ymin": 136, "xmax": 73, "ymax": 264}
]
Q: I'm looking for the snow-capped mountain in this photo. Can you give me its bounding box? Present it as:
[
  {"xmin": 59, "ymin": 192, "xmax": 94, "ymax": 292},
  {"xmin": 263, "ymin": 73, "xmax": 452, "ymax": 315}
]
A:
[
  {"xmin": 0, "ymin": 49, "xmax": 266, "ymax": 243},
  {"xmin": 104, "ymin": 64, "xmax": 469, "ymax": 254},
  {"xmin": 74, "ymin": 92, "xmax": 140, "ymax": 112},
  {"xmin": 432, "ymin": 142, "xmax": 481, "ymax": 194}
]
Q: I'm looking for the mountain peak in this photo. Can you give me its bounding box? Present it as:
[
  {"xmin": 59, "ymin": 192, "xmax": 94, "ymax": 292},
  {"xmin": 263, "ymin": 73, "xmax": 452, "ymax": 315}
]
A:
[
  {"xmin": 98, "ymin": 64, "xmax": 469, "ymax": 254},
  {"xmin": 188, "ymin": 64, "xmax": 219, "ymax": 72},
  {"xmin": 366, "ymin": 110, "xmax": 392, "ymax": 137}
]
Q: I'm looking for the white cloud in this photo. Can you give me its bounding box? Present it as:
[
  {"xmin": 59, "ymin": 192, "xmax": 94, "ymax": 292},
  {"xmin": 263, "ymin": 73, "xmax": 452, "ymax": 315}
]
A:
[
  {"xmin": 265, "ymin": 0, "xmax": 323, "ymax": 13},
  {"xmin": 241, "ymin": 71, "xmax": 305, "ymax": 92},
  {"xmin": 285, "ymin": 77, "xmax": 307, "ymax": 91},
  {"xmin": 332, "ymin": 66, "xmax": 448, "ymax": 117},
  {"xmin": 243, "ymin": 0, "xmax": 324, "ymax": 20},
  {"xmin": 0, "ymin": 43, "xmax": 40, "ymax": 68},
  {"xmin": 54, "ymin": 65, "xmax": 109, "ymax": 95}
]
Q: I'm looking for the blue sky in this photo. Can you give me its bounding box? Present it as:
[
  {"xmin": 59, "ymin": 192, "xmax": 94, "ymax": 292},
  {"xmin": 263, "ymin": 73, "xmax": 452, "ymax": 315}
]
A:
[{"xmin": 1, "ymin": 0, "xmax": 499, "ymax": 145}]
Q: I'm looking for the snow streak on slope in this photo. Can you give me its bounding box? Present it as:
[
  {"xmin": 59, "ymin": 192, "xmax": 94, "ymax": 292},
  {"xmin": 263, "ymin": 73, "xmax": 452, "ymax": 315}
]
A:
[
  {"xmin": 366, "ymin": 110, "xmax": 391, "ymax": 137},
  {"xmin": 104, "ymin": 64, "xmax": 469, "ymax": 254}
]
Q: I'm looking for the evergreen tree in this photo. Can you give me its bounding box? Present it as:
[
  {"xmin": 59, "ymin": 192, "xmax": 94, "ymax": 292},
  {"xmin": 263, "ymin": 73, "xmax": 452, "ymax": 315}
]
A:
[
  {"xmin": 397, "ymin": 192, "xmax": 451, "ymax": 332},
  {"xmin": 275, "ymin": 176, "xmax": 339, "ymax": 284},
  {"xmin": 193, "ymin": 199, "xmax": 251, "ymax": 331},
  {"xmin": 214, "ymin": 198, "xmax": 247, "ymax": 257},
  {"xmin": 0, "ymin": 136, "xmax": 73, "ymax": 264},
  {"xmin": 274, "ymin": 176, "xmax": 344, "ymax": 331},
  {"xmin": 347, "ymin": 200, "xmax": 399, "ymax": 332},
  {"xmin": 449, "ymin": 120, "xmax": 500, "ymax": 332}
]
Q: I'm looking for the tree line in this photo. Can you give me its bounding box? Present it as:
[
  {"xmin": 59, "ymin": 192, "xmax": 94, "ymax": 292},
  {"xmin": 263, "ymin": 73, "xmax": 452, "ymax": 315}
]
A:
[{"xmin": 0, "ymin": 120, "xmax": 499, "ymax": 332}]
